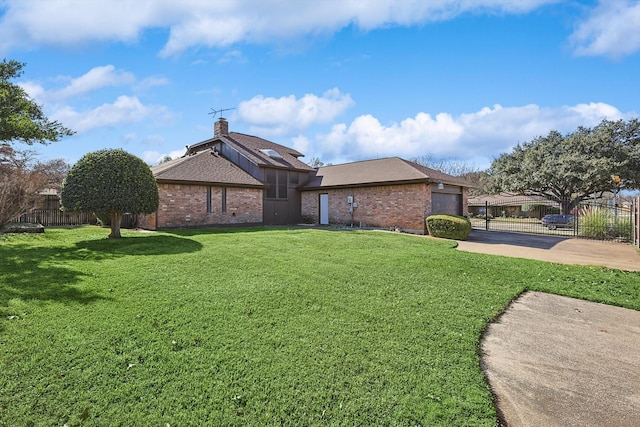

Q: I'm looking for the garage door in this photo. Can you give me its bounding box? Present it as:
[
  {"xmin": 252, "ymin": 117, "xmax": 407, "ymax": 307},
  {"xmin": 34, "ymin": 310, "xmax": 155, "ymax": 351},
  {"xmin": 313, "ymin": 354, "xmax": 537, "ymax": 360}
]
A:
[{"xmin": 432, "ymin": 193, "xmax": 462, "ymax": 215}]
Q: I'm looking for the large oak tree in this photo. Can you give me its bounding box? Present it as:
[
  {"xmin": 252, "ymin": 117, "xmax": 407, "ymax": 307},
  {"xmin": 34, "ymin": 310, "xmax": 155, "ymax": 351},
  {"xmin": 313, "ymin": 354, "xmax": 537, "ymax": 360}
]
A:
[{"xmin": 489, "ymin": 119, "xmax": 640, "ymax": 214}]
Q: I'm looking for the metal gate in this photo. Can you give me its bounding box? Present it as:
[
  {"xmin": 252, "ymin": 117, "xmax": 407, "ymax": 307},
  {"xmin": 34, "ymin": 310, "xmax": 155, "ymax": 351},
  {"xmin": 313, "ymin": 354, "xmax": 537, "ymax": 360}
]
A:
[{"xmin": 469, "ymin": 195, "xmax": 636, "ymax": 243}]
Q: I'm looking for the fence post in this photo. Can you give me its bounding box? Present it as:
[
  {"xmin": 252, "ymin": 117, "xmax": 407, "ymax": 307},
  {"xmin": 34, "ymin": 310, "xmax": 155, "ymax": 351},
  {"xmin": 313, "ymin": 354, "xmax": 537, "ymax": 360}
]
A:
[
  {"xmin": 485, "ymin": 201, "xmax": 489, "ymax": 231},
  {"xmin": 633, "ymin": 196, "xmax": 640, "ymax": 247}
]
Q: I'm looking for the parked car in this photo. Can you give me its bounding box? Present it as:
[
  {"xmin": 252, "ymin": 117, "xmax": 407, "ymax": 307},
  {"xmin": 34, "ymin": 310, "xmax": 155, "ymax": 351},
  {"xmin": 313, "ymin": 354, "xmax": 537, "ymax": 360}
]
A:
[{"xmin": 541, "ymin": 214, "xmax": 574, "ymax": 230}]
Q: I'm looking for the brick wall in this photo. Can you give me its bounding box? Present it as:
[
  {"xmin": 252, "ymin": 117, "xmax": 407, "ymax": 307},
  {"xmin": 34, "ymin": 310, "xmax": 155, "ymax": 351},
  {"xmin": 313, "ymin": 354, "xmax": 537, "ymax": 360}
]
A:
[
  {"xmin": 461, "ymin": 187, "xmax": 469, "ymax": 217},
  {"xmin": 301, "ymin": 183, "xmax": 432, "ymax": 233},
  {"xmin": 138, "ymin": 183, "xmax": 263, "ymax": 229}
]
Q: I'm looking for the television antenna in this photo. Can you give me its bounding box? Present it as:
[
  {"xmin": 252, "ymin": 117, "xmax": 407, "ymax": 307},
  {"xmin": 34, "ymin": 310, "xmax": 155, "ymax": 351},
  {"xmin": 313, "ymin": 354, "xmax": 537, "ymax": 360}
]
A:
[{"xmin": 209, "ymin": 107, "xmax": 235, "ymax": 120}]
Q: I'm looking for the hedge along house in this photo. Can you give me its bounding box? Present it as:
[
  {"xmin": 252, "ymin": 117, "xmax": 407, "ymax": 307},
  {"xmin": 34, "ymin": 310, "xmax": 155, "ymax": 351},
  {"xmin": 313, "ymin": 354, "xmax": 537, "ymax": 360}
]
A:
[
  {"xmin": 300, "ymin": 158, "xmax": 472, "ymax": 234},
  {"xmin": 138, "ymin": 118, "xmax": 315, "ymax": 229}
]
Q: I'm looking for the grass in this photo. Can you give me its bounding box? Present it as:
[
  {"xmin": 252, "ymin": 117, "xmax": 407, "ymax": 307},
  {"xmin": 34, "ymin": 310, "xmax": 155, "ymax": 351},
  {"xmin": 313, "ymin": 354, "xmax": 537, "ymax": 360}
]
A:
[{"xmin": 1, "ymin": 226, "xmax": 639, "ymax": 426}]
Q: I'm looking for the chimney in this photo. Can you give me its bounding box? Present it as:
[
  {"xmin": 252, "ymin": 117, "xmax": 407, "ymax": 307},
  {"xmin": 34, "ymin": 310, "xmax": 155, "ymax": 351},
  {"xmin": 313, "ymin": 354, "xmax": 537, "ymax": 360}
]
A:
[{"xmin": 214, "ymin": 117, "xmax": 229, "ymax": 137}]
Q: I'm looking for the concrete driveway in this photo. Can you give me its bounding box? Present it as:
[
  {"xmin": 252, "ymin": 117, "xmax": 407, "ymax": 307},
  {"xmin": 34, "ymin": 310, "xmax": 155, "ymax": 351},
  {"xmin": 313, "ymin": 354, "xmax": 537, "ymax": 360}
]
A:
[
  {"xmin": 457, "ymin": 230, "xmax": 640, "ymax": 271},
  {"xmin": 458, "ymin": 232, "xmax": 640, "ymax": 426}
]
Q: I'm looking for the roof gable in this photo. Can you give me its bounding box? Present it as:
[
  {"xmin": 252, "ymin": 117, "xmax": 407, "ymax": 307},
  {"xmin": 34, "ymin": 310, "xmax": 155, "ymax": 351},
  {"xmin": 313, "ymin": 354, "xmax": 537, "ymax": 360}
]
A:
[
  {"xmin": 187, "ymin": 132, "xmax": 314, "ymax": 172},
  {"xmin": 151, "ymin": 150, "xmax": 264, "ymax": 187},
  {"xmin": 226, "ymin": 132, "xmax": 314, "ymax": 171},
  {"xmin": 303, "ymin": 157, "xmax": 472, "ymax": 189}
]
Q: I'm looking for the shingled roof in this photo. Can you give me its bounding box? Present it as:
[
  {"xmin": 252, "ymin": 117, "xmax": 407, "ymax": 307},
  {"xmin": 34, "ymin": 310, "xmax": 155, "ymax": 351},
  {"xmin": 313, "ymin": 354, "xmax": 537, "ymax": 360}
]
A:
[
  {"xmin": 187, "ymin": 119, "xmax": 314, "ymax": 172},
  {"xmin": 151, "ymin": 149, "xmax": 264, "ymax": 187},
  {"xmin": 303, "ymin": 157, "xmax": 472, "ymax": 189},
  {"xmin": 224, "ymin": 132, "xmax": 314, "ymax": 171}
]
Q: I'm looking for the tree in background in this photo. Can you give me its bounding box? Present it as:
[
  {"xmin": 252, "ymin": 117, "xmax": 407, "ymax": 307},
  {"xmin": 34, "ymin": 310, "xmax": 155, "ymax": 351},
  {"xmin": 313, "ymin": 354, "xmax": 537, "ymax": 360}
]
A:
[
  {"xmin": 31, "ymin": 158, "xmax": 71, "ymax": 184},
  {"xmin": 0, "ymin": 145, "xmax": 47, "ymax": 227},
  {"xmin": 0, "ymin": 59, "xmax": 74, "ymax": 228},
  {"xmin": 1, "ymin": 59, "xmax": 74, "ymax": 145},
  {"xmin": 488, "ymin": 119, "xmax": 640, "ymax": 214},
  {"xmin": 61, "ymin": 149, "xmax": 159, "ymax": 238},
  {"xmin": 156, "ymin": 155, "xmax": 174, "ymax": 166},
  {"xmin": 307, "ymin": 157, "xmax": 331, "ymax": 168},
  {"xmin": 411, "ymin": 155, "xmax": 488, "ymax": 195}
]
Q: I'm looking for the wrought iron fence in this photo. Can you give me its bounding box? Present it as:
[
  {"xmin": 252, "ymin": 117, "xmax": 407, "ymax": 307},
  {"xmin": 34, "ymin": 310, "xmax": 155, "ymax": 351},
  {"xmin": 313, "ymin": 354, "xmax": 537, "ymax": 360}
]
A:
[{"xmin": 469, "ymin": 196, "xmax": 635, "ymax": 242}]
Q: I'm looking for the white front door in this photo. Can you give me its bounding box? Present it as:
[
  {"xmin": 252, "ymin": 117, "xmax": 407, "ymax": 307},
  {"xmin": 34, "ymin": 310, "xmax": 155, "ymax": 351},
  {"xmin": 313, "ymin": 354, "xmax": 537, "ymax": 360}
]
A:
[{"xmin": 319, "ymin": 194, "xmax": 329, "ymax": 225}]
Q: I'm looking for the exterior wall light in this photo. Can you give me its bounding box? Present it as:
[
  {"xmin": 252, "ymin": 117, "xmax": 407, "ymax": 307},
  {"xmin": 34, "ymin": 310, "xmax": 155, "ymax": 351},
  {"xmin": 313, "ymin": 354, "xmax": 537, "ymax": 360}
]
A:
[{"xmin": 437, "ymin": 182, "xmax": 444, "ymax": 190}]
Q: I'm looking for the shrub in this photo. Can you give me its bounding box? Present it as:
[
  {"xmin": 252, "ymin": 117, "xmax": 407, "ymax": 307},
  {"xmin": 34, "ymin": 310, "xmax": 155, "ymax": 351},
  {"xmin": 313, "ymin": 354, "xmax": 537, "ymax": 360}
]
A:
[
  {"xmin": 426, "ymin": 214, "xmax": 472, "ymax": 240},
  {"xmin": 578, "ymin": 206, "xmax": 610, "ymax": 239},
  {"xmin": 578, "ymin": 206, "xmax": 633, "ymax": 241}
]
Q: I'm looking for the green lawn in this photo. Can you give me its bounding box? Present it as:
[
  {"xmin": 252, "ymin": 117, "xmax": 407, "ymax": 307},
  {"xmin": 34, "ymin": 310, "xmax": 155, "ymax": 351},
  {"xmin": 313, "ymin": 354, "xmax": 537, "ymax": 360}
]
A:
[{"xmin": 1, "ymin": 226, "xmax": 639, "ymax": 426}]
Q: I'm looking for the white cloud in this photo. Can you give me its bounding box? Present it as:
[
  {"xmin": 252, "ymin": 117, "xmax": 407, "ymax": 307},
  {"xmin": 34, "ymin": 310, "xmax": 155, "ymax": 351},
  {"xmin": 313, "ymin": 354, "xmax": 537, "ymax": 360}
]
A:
[
  {"xmin": 238, "ymin": 88, "xmax": 354, "ymax": 136},
  {"xmin": 16, "ymin": 66, "xmax": 174, "ymax": 134},
  {"xmin": 217, "ymin": 49, "xmax": 248, "ymax": 64},
  {"xmin": 142, "ymin": 148, "xmax": 186, "ymax": 165},
  {"xmin": 135, "ymin": 76, "xmax": 171, "ymax": 92},
  {"xmin": 51, "ymin": 95, "xmax": 169, "ymax": 133},
  {"xmin": 53, "ymin": 65, "xmax": 135, "ymax": 100},
  {"xmin": 20, "ymin": 65, "xmax": 158, "ymax": 104},
  {"xmin": 0, "ymin": 0, "xmax": 559, "ymax": 56},
  {"xmin": 306, "ymin": 102, "xmax": 630, "ymax": 166},
  {"xmin": 570, "ymin": 0, "xmax": 640, "ymax": 58},
  {"xmin": 290, "ymin": 135, "xmax": 312, "ymax": 156}
]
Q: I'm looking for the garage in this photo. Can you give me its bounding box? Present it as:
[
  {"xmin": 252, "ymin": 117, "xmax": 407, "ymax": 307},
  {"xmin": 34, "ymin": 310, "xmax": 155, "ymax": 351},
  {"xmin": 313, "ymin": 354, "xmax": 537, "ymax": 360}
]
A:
[{"xmin": 432, "ymin": 191, "xmax": 462, "ymax": 216}]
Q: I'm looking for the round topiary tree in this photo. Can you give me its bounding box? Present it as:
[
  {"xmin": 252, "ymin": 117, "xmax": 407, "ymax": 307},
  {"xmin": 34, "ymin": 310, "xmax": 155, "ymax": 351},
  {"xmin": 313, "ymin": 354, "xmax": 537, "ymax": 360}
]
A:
[{"xmin": 61, "ymin": 149, "xmax": 159, "ymax": 238}]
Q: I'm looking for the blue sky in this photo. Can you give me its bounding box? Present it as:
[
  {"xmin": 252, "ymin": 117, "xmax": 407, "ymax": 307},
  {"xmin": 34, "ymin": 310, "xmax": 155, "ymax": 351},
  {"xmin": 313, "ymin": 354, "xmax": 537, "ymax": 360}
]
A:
[{"xmin": 1, "ymin": 0, "xmax": 639, "ymax": 169}]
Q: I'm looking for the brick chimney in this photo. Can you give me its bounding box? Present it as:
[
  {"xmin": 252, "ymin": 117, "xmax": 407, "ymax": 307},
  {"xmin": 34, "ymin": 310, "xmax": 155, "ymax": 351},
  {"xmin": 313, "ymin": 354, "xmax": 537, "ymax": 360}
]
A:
[{"xmin": 214, "ymin": 118, "xmax": 229, "ymax": 137}]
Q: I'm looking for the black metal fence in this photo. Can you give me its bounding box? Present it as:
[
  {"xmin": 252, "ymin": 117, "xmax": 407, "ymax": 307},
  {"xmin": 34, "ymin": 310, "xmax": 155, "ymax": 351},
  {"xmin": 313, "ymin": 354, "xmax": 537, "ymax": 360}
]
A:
[{"xmin": 469, "ymin": 196, "xmax": 636, "ymax": 243}]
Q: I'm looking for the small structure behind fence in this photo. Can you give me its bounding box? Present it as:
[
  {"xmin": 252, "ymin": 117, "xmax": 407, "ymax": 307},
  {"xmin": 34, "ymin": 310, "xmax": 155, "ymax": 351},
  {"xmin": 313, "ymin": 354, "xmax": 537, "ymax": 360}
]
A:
[{"xmin": 469, "ymin": 194, "xmax": 636, "ymax": 243}]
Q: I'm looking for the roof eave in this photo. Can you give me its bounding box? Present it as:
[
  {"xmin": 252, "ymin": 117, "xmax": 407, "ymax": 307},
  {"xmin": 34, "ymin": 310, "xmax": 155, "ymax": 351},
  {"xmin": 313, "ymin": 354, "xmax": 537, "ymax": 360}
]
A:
[{"xmin": 155, "ymin": 178, "xmax": 266, "ymax": 189}]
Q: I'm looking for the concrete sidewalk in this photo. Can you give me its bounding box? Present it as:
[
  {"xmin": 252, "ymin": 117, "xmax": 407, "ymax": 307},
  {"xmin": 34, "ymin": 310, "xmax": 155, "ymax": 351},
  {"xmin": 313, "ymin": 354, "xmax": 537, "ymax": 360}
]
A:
[
  {"xmin": 482, "ymin": 292, "xmax": 640, "ymax": 427},
  {"xmin": 457, "ymin": 230, "xmax": 640, "ymax": 271}
]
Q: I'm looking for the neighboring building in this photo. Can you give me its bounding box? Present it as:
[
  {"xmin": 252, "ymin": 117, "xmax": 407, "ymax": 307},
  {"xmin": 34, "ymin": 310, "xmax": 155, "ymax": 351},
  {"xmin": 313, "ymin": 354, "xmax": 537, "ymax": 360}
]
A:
[
  {"xmin": 468, "ymin": 192, "xmax": 560, "ymax": 218},
  {"xmin": 300, "ymin": 158, "xmax": 472, "ymax": 234},
  {"xmin": 139, "ymin": 118, "xmax": 471, "ymax": 233},
  {"xmin": 34, "ymin": 185, "xmax": 62, "ymax": 210}
]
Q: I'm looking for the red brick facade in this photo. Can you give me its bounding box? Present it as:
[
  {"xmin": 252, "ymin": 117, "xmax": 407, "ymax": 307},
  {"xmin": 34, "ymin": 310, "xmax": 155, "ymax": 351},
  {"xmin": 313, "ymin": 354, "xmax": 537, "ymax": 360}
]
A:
[
  {"xmin": 301, "ymin": 183, "xmax": 468, "ymax": 234},
  {"xmin": 138, "ymin": 183, "xmax": 263, "ymax": 229}
]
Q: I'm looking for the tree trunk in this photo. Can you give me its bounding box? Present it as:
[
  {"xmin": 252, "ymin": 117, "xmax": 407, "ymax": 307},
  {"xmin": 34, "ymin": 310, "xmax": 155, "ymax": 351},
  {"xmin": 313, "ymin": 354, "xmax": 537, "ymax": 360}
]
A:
[
  {"xmin": 109, "ymin": 212, "xmax": 123, "ymax": 238},
  {"xmin": 560, "ymin": 197, "xmax": 572, "ymax": 215}
]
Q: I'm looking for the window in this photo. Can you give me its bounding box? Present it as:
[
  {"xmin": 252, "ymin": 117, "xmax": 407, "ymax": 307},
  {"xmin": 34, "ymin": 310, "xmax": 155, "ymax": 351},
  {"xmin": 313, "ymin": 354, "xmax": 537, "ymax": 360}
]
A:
[
  {"xmin": 206, "ymin": 186, "xmax": 212, "ymax": 213},
  {"xmin": 278, "ymin": 170, "xmax": 288, "ymax": 199},
  {"xmin": 265, "ymin": 169, "xmax": 288, "ymax": 199},
  {"xmin": 221, "ymin": 187, "xmax": 227, "ymax": 213},
  {"xmin": 266, "ymin": 170, "xmax": 277, "ymax": 199}
]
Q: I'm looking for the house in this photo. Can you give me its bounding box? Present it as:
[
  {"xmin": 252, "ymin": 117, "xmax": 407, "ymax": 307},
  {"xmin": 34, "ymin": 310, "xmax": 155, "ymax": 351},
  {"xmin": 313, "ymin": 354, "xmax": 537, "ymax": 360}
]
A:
[
  {"xmin": 138, "ymin": 118, "xmax": 315, "ymax": 229},
  {"xmin": 300, "ymin": 158, "xmax": 472, "ymax": 234},
  {"xmin": 138, "ymin": 118, "xmax": 470, "ymax": 233},
  {"xmin": 468, "ymin": 192, "xmax": 560, "ymax": 219}
]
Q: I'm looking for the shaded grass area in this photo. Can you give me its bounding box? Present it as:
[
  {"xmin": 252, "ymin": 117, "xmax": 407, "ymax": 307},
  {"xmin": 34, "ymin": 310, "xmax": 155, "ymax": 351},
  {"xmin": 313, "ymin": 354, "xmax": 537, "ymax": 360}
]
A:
[{"xmin": 1, "ymin": 226, "xmax": 639, "ymax": 425}]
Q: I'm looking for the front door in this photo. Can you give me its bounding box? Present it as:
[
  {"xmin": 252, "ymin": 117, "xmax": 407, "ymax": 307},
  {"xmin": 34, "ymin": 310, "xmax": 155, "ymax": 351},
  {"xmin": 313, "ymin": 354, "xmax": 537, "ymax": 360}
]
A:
[{"xmin": 319, "ymin": 194, "xmax": 329, "ymax": 225}]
